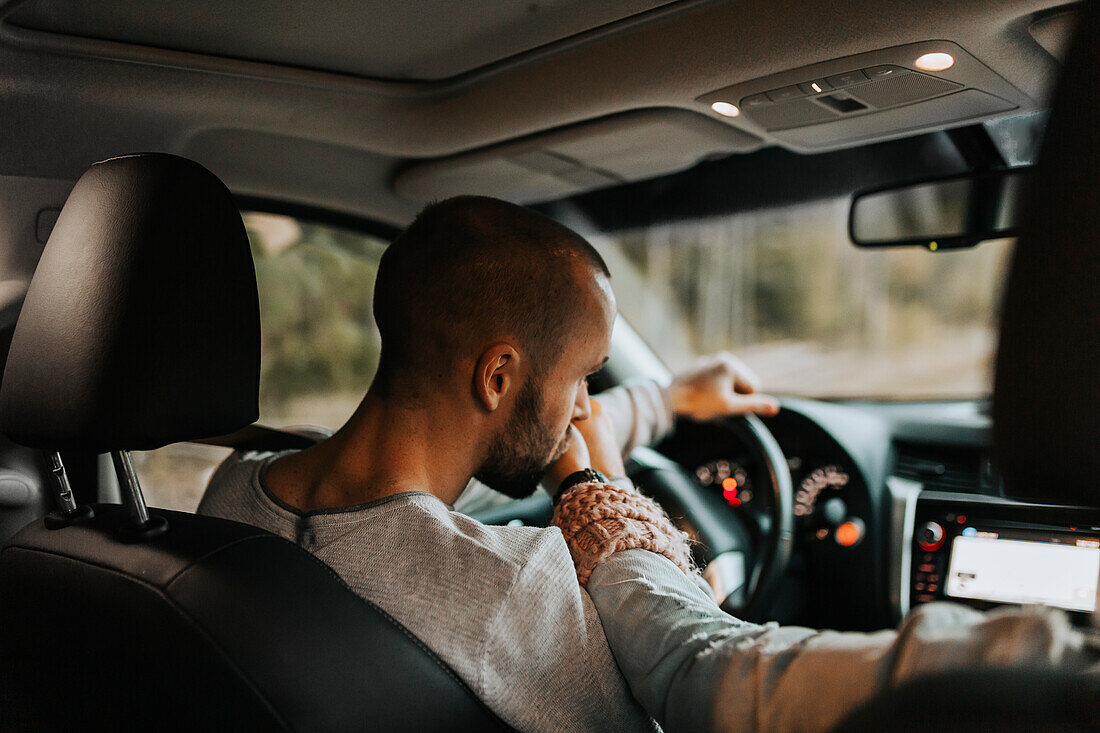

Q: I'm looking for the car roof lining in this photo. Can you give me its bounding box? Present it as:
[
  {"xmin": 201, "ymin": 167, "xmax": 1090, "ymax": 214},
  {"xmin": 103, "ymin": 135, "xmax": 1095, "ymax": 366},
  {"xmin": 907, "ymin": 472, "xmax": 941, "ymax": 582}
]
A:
[
  {"xmin": 5, "ymin": 0, "xmax": 690, "ymax": 82},
  {"xmin": 0, "ymin": 0, "xmax": 1078, "ymax": 227}
]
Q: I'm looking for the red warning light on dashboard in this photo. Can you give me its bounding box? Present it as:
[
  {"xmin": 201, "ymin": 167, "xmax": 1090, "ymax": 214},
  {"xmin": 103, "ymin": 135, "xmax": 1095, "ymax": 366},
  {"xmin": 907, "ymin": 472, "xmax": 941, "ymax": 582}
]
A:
[{"xmin": 722, "ymin": 477, "xmax": 740, "ymax": 506}]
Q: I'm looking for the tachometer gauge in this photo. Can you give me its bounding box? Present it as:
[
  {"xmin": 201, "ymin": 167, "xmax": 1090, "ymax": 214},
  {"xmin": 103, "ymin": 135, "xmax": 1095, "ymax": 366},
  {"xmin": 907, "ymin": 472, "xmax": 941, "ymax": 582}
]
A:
[
  {"xmin": 793, "ymin": 464, "xmax": 848, "ymax": 517},
  {"xmin": 695, "ymin": 459, "xmax": 753, "ymax": 507}
]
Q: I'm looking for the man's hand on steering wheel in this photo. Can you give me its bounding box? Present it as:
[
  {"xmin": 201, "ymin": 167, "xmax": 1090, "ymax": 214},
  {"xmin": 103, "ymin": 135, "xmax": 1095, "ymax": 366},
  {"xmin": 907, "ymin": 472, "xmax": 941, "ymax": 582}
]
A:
[
  {"xmin": 550, "ymin": 351, "xmax": 783, "ymax": 491},
  {"xmin": 669, "ymin": 352, "xmax": 781, "ymax": 421}
]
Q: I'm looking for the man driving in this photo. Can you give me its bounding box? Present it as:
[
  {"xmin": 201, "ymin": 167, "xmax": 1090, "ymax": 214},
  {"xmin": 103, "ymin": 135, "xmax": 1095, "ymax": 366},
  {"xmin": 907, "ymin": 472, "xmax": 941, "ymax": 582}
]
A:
[
  {"xmin": 199, "ymin": 195, "xmax": 777, "ymax": 731},
  {"xmin": 201, "ymin": 194, "xmax": 1095, "ymax": 733}
]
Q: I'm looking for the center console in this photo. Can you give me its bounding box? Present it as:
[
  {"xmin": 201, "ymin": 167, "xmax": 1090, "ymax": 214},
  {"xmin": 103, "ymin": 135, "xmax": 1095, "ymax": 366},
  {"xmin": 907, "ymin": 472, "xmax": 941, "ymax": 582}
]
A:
[{"xmin": 902, "ymin": 491, "xmax": 1100, "ymax": 622}]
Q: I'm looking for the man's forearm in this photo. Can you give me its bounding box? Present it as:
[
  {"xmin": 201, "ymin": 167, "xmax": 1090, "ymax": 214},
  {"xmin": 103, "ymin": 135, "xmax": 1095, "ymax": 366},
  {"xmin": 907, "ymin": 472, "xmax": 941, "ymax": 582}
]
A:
[
  {"xmin": 595, "ymin": 379, "xmax": 674, "ymax": 457},
  {"xmin": 588, "ymin": 549, "xmax": 1093, "ymax": 733}
]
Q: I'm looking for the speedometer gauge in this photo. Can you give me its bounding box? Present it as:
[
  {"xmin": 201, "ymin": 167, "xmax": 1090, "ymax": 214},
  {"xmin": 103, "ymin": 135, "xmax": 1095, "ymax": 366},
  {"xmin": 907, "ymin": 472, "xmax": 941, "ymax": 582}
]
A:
[
  {"xmin": 695, "ymin": 459, "xmax": 753, "ymax": 507},
  {"xmin": 794, "ymin": 465, "xmax": 849, "ymax": 517}
]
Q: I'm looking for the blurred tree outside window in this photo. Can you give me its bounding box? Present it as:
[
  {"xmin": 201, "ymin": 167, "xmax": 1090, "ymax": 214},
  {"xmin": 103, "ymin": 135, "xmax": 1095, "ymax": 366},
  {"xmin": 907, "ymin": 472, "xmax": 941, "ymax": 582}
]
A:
[{"xmin": 591, "ymin": 197, "xmax": 1011, "ymax": 399}]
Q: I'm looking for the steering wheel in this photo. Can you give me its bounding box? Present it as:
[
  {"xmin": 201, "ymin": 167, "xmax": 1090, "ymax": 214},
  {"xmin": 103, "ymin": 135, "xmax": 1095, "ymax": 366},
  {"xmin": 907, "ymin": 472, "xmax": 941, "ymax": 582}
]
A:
[{"xmin": 626, "ymin": 414, "xmax": 794, "ymax": 622}]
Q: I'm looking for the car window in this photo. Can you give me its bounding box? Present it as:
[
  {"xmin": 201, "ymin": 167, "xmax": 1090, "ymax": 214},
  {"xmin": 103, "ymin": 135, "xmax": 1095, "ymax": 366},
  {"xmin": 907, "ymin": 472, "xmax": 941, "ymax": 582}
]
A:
[
  {"xmin": 136, "ymin": 212, "xmax": 388, "ymax": 511},
  {"xmin": 589, "ymin": 199, "xmax": 1012, "ymax": 400}
]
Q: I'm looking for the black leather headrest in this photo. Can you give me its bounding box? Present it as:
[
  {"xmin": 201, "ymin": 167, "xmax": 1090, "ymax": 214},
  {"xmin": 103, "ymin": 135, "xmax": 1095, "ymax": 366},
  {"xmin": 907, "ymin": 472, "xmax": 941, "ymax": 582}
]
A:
[
  {"xmin": 0, "ymin": 154, "xmax": 259, "ymax": 452},
  {"xmin": 994, "ymin": 2, "xmax": 1100, "ymax": 505}
]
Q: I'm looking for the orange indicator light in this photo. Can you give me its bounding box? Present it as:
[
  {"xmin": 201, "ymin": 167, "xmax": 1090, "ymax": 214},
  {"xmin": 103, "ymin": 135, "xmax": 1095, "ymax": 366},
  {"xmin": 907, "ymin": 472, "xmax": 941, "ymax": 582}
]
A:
[
  {"xmin": 835, "ymin": 520, "xmax": 863, "ymax": 547},
  {"xmin": 721, "ymin": 477, "xmax": 743, "ymax": 506}
]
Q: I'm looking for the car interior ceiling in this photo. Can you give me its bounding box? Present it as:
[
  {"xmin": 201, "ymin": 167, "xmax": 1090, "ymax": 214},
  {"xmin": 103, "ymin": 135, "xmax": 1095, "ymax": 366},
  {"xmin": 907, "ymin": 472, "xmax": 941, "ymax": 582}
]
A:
[
  {"xmin": 0, "ymin": 0, "xmax": 1097, "ymax": 729},
  {"xmin": 0, "ymin": 0, "xmax": 1075, "ymax": 227}
]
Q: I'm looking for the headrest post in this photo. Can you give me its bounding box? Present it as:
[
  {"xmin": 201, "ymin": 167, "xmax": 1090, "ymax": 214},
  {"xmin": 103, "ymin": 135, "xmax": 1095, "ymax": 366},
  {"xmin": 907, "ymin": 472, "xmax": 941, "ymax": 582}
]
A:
[
  {"xmin": 48, "ymin": 451, "xmax": 77, "ymax": 514},
  {"xmin": 110, "ymin": 450, "xmax": 168, "ymax": 542},
  {"xmin": 42, "ymin": 451, "xmax": 95, "ymax": 530}
]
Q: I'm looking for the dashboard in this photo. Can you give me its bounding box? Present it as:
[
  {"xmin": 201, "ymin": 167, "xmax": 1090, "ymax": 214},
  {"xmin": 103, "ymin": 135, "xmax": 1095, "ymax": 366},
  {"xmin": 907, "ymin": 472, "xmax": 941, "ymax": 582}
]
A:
[{"xmin": 654, "ymin": 397, "xmax": 1100, "ymax": 631}]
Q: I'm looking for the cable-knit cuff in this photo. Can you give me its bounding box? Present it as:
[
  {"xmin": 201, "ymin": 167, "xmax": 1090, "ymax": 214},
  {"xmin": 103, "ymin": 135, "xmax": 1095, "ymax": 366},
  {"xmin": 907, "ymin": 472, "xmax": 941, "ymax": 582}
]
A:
[{"xmin": 552, "ymin": 481, "xmax": 694, "ymax": 586}]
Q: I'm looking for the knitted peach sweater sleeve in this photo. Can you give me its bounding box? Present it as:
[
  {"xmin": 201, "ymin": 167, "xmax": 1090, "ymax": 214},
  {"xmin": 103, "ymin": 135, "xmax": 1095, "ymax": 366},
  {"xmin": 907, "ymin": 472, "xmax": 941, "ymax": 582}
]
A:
[{"xmin": 552, "ymin": 480, "xmax": 694, "ymax": 586}]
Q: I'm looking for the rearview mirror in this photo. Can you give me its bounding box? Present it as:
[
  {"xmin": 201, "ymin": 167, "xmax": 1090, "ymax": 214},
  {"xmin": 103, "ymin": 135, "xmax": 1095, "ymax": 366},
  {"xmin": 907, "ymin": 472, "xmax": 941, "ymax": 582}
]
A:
[{"xmin": 849, "ymin": 168, "xmax": 1030, "ymax": 249}]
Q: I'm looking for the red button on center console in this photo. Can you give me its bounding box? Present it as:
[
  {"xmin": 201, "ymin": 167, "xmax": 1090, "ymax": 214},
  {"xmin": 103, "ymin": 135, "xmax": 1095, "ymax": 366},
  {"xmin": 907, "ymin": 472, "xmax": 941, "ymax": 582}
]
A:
[{"xmin": 918, "ymin": 521, "xmax": 945, "ymax": 552}]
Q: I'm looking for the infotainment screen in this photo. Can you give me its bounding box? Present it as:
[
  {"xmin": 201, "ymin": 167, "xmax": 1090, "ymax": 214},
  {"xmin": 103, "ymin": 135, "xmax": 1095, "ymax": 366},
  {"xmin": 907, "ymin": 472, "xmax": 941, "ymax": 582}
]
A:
[{"xmin": 946, "ymin": 530, "xmax": 1100, "ymax": 613}]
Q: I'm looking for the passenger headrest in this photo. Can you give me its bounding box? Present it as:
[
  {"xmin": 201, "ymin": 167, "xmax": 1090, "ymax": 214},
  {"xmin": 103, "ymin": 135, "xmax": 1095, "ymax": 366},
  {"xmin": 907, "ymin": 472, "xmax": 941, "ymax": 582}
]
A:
[
  {"xmin": 993, "ymin": 2, "xmax": 1099, "ymax": 506},
  {"xmin": 0, "ymin": 154, "xmax": 259, "ymax": 452}
]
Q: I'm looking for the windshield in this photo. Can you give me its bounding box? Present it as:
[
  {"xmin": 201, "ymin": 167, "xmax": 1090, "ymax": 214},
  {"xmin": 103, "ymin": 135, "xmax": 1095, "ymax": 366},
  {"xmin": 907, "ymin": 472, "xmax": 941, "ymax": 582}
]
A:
[
  {"xmin": 566, "ymin": 113, "xmax": 1048, "ymax": 401},
  {"xmin": 589, "ymin": 201, "xmax": 1012, "ymax": 400}
]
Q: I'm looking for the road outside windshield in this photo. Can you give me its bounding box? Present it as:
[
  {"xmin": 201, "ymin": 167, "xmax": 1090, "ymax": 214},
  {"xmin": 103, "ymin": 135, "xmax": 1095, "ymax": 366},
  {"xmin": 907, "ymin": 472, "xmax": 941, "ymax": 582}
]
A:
[{"xmin": 588, "ymin": 199, "xmax": 1012, "ymax": 400}]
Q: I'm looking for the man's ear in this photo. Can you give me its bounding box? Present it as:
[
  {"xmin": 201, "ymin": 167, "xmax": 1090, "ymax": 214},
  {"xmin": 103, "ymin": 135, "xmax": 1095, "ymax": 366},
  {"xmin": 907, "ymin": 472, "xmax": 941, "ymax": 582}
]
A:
[{"xmin": 474, "ymin": 343, "xmax": 521, "ymax": 412}]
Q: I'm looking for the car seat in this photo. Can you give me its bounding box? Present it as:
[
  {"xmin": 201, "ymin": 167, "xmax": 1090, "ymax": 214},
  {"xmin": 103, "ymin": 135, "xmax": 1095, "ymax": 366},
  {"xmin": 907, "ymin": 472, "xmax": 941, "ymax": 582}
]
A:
[{"xmin": 0, "ymin": 153, "xmax": 511, "ymax": 732}]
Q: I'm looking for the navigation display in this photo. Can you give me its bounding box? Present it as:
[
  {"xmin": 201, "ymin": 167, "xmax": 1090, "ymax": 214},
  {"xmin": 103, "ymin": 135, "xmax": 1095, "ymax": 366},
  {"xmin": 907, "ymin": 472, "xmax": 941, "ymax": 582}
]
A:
[{"xmin": 946, "ymin": 531, "xmax": 1100, "ymax": 613}]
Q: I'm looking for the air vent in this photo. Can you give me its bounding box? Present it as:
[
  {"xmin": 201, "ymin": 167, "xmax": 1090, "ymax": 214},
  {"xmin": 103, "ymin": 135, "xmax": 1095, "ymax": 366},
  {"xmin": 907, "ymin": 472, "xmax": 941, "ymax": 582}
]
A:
[{"xmin": 892, "ymin": 441, "xmax": 984, "ymax": 493}]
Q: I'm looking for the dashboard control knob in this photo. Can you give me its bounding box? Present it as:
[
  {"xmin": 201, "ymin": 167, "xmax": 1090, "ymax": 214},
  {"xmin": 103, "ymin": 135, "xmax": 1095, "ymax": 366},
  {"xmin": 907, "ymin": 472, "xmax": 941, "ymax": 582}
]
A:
[
  {"xmin": 918, "ymin": 521, "xmax": 945, "ymax": 551},
  {"xmin": 821, "ymin": 497, "xmax": 847, "ymax": 526}
]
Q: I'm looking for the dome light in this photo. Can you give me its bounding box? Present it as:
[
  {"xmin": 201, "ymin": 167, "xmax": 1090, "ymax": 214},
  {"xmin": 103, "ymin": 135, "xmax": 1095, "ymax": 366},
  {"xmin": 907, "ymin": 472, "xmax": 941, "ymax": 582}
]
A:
[
  {"xmin": 711, "ymin": 101, "xmax": 740, "ymax": 117},
  {"xmin": 914, "ymin": 52, "xmax": 954, "ymax": 72}
]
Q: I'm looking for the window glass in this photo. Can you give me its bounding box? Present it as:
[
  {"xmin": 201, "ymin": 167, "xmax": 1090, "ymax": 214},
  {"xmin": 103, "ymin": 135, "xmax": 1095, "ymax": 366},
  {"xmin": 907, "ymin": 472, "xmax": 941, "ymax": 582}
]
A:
[
  {"xmin": 137, "ymin": 212, "xmax": 388, "ymax": 511},
  {"xmin": 591, "ymin": 198, "xmax": 1011, "ymax": 400},
  {"xmin": 247, "ymin": 213, "xmax": 386, "ymax": 428}
]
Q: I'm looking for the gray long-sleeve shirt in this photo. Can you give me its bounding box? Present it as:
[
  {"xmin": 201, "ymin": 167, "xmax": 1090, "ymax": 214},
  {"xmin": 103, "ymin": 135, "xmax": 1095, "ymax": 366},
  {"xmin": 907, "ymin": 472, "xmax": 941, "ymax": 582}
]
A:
[
  {"xmin": 198, "ymin": 379, "xmax": 673, "ymax": 733},
  {"xmin": 588, "ymin": 549, "xmax": 1099, "ymax": 732}
]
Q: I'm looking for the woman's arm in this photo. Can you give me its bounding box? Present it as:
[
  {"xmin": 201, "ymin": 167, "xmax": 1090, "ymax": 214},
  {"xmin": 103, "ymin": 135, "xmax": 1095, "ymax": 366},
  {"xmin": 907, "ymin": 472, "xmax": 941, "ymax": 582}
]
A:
[
  {"xmin": 551, "ymin": 407, "xmax": 1092, "ymax": 733},
  {"xmin": 588, "ymin": 547, "xmax": 1089, "ymax": 733}
]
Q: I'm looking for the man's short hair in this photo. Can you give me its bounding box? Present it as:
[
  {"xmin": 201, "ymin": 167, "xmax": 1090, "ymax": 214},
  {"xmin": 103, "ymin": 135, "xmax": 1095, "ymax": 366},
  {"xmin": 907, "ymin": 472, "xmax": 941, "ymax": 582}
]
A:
[{"xmin": 372, "ymin": 196, "xmax": 609, "ymax": 394}]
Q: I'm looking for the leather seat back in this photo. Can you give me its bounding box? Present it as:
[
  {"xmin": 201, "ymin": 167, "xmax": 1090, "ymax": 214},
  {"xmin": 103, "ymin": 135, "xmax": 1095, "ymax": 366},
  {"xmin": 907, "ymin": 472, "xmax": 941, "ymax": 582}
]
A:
[
  {"xmin": 1, "ymin": 505, "xmax": 507, "ymax": 731},
  {"xmin": 993, "ymin": 0, "xmax": 1100, "ymax": 506}
]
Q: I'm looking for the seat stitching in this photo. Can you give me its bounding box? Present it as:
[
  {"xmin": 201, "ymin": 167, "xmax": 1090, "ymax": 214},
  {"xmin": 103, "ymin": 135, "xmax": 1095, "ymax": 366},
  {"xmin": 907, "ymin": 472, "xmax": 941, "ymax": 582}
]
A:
[{"xmin": 163, "ymin": 532, "xmax": 275, "ymax": 586}]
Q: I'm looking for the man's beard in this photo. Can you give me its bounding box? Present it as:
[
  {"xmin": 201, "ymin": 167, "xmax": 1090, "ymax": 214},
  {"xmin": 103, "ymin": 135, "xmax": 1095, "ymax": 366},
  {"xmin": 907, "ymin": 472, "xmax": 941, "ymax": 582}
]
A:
[{"xmin": 475, "ymin": 378, "xmax": 570, "ymax": 500}]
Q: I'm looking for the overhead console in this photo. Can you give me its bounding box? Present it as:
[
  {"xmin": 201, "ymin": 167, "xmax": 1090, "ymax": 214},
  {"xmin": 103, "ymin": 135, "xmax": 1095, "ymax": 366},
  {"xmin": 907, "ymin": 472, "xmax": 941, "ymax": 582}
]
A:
[
  {"xmin": 393, "ymin": 108, "xmax": 761, "ymax": 204},
  {"xmin": 697, "ymin": 41, "xmax": 1030, "ymax": 152},
  {"xmin": 902, "ymin": 492, "xmax": 1100, "ymax": 623}
]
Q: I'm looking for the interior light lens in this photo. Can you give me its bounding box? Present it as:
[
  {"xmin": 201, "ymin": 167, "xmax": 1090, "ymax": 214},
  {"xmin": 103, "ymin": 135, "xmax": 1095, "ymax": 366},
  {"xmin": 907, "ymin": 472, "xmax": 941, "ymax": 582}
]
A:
[
  {"xmin": 914, "ymin": 52, "xmax": 954, "ymax": 72},
  {"xmin": 711, "ymin": 101, "xmax": 740, "ymax": 117}
]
